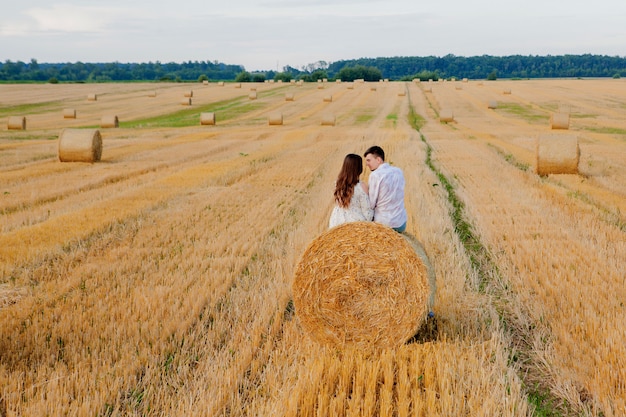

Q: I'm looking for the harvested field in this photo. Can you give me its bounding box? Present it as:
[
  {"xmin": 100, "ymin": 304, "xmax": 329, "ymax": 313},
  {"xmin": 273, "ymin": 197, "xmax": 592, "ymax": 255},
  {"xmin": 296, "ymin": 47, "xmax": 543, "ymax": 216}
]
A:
[{"xmin": 1, "ymin": 79, "xmax": 625, "ymax": 416}]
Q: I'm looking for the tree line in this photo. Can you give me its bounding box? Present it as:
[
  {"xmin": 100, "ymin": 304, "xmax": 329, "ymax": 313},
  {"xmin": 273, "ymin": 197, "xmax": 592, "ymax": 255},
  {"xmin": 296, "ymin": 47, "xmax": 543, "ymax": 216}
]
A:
[{"xmin": 0, "ymin": 54, "xmax": 624, "ymax": 83}]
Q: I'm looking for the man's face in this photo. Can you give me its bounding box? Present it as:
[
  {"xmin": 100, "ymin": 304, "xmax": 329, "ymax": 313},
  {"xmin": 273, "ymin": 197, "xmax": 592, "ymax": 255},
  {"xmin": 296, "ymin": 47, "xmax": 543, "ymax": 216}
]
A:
[{"xmin": 365, "ymin": 154, "xmax": 382, "ymax": 171}]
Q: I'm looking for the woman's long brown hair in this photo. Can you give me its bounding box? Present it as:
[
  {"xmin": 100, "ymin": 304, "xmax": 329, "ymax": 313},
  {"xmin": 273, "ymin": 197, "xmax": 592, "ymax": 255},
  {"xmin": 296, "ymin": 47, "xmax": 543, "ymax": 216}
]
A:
[{"xmin": 334, "ymin": 154, "xmax": 363, "ymax": 208}]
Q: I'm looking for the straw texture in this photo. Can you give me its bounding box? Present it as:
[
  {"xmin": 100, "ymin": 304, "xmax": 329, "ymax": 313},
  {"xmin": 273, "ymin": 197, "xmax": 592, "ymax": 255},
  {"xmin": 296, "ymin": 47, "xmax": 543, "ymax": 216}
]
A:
[
  {"xmin": 550, "ymin": 112, "xmax": 570, "ymax": 129},
  {"xmin": 293, "ymin": 222, "xmax": 430, "ymax": 349},
  {"xmin": 200, "ymin": 112, "xmax": 216, "ymax": 125},
  {"xmin": 63, "ymin": 108, "xmax": 77, "ymax": 119}
]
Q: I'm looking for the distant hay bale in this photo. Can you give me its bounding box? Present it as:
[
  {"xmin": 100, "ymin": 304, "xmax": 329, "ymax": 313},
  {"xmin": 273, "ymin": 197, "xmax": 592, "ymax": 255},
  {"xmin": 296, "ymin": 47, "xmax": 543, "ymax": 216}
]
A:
[
  {"xmin": 203, "ymin": 80, "xmax": 209, "ymax": 85},
  {"xmin": 58, "ymin": 129, "xmax": 102, "ymax": 162},
  {"xmin": 200, "ymin": 112, "xmax": 216, "ymax": 125},
  {"xmin": 335, "ymin": 79, "xmax": 342, "ymax": 83},
  {"xmin": 147, "ymin": 91, "xmax": 157, "ymax": 97},
  {"xmin": 100, "ymin": 115, "xmax": 119, "ymax": 128},
  {"xmin": 320, "ymin": 114, "xmax": 336, "ymax": 126},
  {"xmin": 218, "ymin": 81, "xmax": 225, "ymax": 86},
  {"xmin": 503, "ymin": 89, "xmax": 512, "ymax": 95},
  {"xmin": 184, "ymin": 90, "xmax": 193, "ymax": 98},
  {"xmin": 370, "ymin": 86, "xmax": 377, "ymax": 91},
  {"xmin": 248, "ymin": 91, "xmax": 257, "ymax": 100},
  {"xmin": 423, "ymin": 87, "xmax": 432, "ymax": 93},
  {"xmin": 87, "ymin": 93, "xmax": 97, "ymax": 101},
  {"xmin": 462, "ymin": 78, "xmax": 469, "ymax": 83},
  {"xmin": 440, "ymin": 110, "xmax": 454, "ymax": 123},
  {"xmin": 285, "ymin": 92, "xmax": 295, "ymax": 101},
  {"xmin": 63, "ymin": 108, "xmax": 76, "ymax": 119},
  {"xmin": 234, "ymin": 83, "xmax": 242, "ymax": 88},
  {"xmin": 323, "ymin": 95, "xmax": 332, "ymax": 102},
  {"xmin": 398, "ymin": 91, "xmax": 406, "ymax": 96},
  {"xmin": 181, "ymin": 98, "xmax": 192, "ymax": 105},
  {"xmin": 317, "ymin": 84, "xmax": 324, "ymax": 89},
  {"xmin": 347, "ymin": 83, "xmax": 354, "ymax": 89},
  {"xmin": 7, "ymin": 116, "xmax": 26, "ymax": 130},
  {"xmin": 550, "ymin": 112, "xmax": 570, "ymax": 130},
  {"xmin": 292, "ymin": 222, "xmax": 430, "ymax": 348},
  {"xmin": 413, "ymin": 78, "xmax": 421, "ymax": 83},
  {"xmin": 250, "ymin": 87, "xmax": 257, "ymax": 91},
  {"xmin": 488, "ymin": 100, "xmax": 498, "ymax": 109},
  {"xmin": 455, "ymin": 85, "xmax": 463, "ymax": 90},
  {"xmin": 268, "ymin": 112, "xmax": 283, "ymax": 125},
  {"xmin": 536, "ymin": 134, "xmax": 580, "ymax": 175}
]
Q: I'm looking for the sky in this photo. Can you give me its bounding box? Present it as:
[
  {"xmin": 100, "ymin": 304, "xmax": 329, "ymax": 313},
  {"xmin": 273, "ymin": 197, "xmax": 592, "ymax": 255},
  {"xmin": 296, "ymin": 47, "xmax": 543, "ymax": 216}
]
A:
[{"xmin": 1, "ymin": 0, "xmax": 625, "ymax": 72}]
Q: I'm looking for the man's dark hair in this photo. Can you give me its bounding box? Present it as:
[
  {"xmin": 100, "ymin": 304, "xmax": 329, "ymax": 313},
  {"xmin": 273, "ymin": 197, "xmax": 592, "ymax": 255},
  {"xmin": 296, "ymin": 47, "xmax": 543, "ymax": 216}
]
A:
[{"xmin": 364, "ymin": 145, "xmax": 385, "ymax": 161}]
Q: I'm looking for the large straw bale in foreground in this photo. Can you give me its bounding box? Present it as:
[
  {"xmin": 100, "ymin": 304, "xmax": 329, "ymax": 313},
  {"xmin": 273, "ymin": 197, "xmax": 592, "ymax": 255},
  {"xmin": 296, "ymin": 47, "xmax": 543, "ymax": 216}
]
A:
[
  {"xmin": 200, "ymin": 112, "xmax": 216, "ymax": 125},
  {"xmin": 293, "ymin": 222, "xmax": 431, "ymax": 349},
  {"xmin": 58, "ymin": 129, "xmax": 102, "ymax": 162},
  {"xmin": 536, "ymin": 134, "xmax": 579, "ymax": 175}
]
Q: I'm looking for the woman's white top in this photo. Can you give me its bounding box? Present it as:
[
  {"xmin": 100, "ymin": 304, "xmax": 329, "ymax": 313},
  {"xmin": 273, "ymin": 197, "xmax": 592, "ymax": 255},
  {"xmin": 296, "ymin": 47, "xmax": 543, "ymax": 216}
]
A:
[{"xmin": 329, "ymin": 181, "xmax": 374, "ymax": 228}]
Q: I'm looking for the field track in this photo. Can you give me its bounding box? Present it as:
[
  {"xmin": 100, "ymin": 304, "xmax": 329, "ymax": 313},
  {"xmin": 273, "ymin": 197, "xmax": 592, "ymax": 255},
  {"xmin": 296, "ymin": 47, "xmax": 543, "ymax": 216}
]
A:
[{"xmin": 1, "ymin": 79, "xmax": 625, "ymax": 416}]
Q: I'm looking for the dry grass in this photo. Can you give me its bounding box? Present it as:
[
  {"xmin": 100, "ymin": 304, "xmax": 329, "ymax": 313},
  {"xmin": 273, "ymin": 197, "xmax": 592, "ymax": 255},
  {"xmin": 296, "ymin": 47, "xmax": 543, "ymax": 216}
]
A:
[{"xmin": 0, "ymin": 79, "xmax": 624, "ymax": 416}]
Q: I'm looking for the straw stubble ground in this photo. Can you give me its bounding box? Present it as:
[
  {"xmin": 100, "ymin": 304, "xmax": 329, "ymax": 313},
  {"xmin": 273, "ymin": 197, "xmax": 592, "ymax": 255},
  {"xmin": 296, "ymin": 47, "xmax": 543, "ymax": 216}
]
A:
[{"xmin": 0, "ymin": 79, "xmax": 624, "ymax": 416}]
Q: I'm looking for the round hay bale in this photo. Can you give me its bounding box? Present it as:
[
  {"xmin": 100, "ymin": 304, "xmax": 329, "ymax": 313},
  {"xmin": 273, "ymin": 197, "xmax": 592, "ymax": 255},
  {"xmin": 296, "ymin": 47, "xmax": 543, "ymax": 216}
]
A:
[
  {"xmin": 184, "ymin": 90, "xmax": 193, "ymax": 98},
  {"xmin": 503, "ymin": 89, "xmax": 512, "ymax": 95},
  {"xmin": 58, "ymin": 129, "xmax": 102, "ymax": 163},
  {"xmin": 488, "ymin": 100, "xmax": 498, "ymax": 109},
  {"xmin": 248, "ymin": 91, "xmax": 257, "ymax": 100},
  {"xmin": 63, "ymin": 108, "xmax": 77, "ymax": 119},
  {"xmin": 285, "ymin": 92, "xmax": 295, "ymax": 101},
  {"xmin": 347, "ymin": 83, "xmax": 354, "ymax": 89},
  {"xmin": 398, "ymin": 91, "xmax": 406, "ymax": 96},
  {"xmin": 100, "ymin": 115, "xmax": 119, "ymax": 128},
  {"xmin": 455, "ymin": 85, "xmax": 463, "ymax": 90},
  {"xmin": 439, "ymin": 110, "xmax": 454, "ymax": 123},
  {"xmin": 292, "ymin": 222, "xmax": 430, "ymax": 348},
  {"xmin": 536, "ymin": 134, "xmax": 579, "ymax": 175},
  {"xmin": 234, "ymin": 83, "xmax": 242, "ymax": 88},
  {"xmin": 423, "ymin": 87, "xmax": 432, "ymax": 93},
  {"xmin": 200, "ymin": 112, "xmax": 216, "ymax": 125},
  {"xmin": 7, "ymin": 116, "xmax": 26, "ymax": 130},
  {"xmin": 268, "ymin": 113, "xmax": 283, "ymax": 125},
  {"xmin": 323, "ymin": 95, "xmax": 332, "ymax": 102},
  {"xmin": 147, "ymin": 91, "xmax": 157, "ymax": 97},
  {"xmin": 550, "ymin": 112, "xmax": 570, "ymax": 130},
  {"xmin": 203, "ymin": 80, "xmax": 209, "ymax": 85},
  {"xmin": 317, "ymin": 84, "xmax": 324, "ymax": 89},
  {"xmin": 370, "ymin": 86, "xmax": 377, "ymax": 91},
  {"xmin": 180, "ymin": 98, "xmax": 192, "ymax": 106},
  {"xmin": 320, "ymin": 114, "xmax": 336, "ymax": 126},
  {"xmin": 218, "ymin": 81, "xmax": 225, "ymax": 86},
  {"xmin": 87, "ymin": 93, "xmax": 97, "ymax": 101}
]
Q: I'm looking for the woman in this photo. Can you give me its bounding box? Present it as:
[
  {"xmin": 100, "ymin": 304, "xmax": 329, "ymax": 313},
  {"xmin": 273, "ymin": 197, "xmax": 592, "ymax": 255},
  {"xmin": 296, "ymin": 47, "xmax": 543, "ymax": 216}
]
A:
[{"xmin": 329, "ymin": 154, "xmax": 374, "ymax": 228}]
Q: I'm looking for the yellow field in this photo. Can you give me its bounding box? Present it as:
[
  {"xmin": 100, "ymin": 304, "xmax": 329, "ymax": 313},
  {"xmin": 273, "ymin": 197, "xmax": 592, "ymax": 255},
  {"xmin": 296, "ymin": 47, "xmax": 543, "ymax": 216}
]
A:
[{"xmin": 1, "ymin": 79, "xmax": 624, "ymax": 416}]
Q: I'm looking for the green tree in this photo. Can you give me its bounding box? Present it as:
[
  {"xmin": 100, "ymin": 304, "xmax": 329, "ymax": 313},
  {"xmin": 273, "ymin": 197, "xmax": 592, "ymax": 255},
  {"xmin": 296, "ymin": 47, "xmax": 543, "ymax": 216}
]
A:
[{"xmin": 235, "ymin": 71, "xmax": 252, "ymax": 82}]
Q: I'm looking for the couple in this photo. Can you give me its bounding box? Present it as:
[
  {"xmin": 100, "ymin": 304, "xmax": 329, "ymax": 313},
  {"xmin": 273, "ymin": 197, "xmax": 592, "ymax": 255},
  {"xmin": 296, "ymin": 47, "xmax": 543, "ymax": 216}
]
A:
[{"xmin": 329, "ymin": 145, "xmax": 407, "ymax": 233}]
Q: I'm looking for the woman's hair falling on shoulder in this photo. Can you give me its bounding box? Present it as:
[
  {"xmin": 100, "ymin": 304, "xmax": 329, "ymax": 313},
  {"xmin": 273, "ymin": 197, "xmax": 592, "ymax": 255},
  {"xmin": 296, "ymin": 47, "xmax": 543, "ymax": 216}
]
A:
[{"xmin": 334, "ymin": 154, "xmax": 363, "ymax": 208}]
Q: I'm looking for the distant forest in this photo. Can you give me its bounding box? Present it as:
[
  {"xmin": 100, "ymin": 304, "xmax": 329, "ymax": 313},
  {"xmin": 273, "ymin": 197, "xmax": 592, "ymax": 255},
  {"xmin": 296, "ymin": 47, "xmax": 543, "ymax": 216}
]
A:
[{"xmin": 1, "ymin": 54, "xmax": 624, "ymax": 83}]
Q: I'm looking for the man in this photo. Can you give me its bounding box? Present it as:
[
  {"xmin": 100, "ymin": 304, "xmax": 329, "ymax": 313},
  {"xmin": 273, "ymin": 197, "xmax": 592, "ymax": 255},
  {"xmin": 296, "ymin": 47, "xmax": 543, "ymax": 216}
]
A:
[{"xmin": 364, "ymin": 145, "xmax": 407, "ymax": 233}]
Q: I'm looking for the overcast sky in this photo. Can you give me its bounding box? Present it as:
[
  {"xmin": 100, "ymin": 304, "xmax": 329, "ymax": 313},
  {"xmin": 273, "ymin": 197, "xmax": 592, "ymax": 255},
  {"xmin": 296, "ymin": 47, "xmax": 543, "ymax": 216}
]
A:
[{"xmin": 1, "ymin": 0, "xmax": 625, "ymax": 71}]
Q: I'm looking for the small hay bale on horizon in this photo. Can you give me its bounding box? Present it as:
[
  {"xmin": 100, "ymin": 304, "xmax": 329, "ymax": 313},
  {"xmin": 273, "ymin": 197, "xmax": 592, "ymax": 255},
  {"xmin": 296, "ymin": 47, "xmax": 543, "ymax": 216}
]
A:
[
  {"xmin": 488, "ymin": 100, "xmax": 498, "ymax": 109},
  {"xmin": 180, "ymin": 98, "xmax": 192, "ymax": 106},
  {"xmin": 248, "ymin": 91, "xmax": 257, "ymax": 100},
  {"xmin": 200, "ymin": 112, "xmax": 216, "ymax": 125},
  {"xmin": 285, "ymin": 92, "xmax": 295, "ymax": 101},
  {"xmin": 7, "ymin": 116, "xmax": 26, "ymax": 130},
  {"xmin": 323, "ymin": 95, "xmax": 332, "ymax": 102},
  {"xmin": 101, "ymin": 115, "xmax": 119, "ymax": 128},
  {"xmin": 58, "ymin": 128, "xmax": 102, "ymax": 163},
  {"xmin": 536, "ymin": 134, "xmax": 580, "ymax": 175},
  {"xmin": 87, "ymin": 93, "xmax": 97, "ymax": 101},
  {"xmin": 184, "ymin": 90, "xmax": 193, "ymax": 98},
  {"xmin": 292, "ymin": 222, "xmax": 432, "ymax": 349}
]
